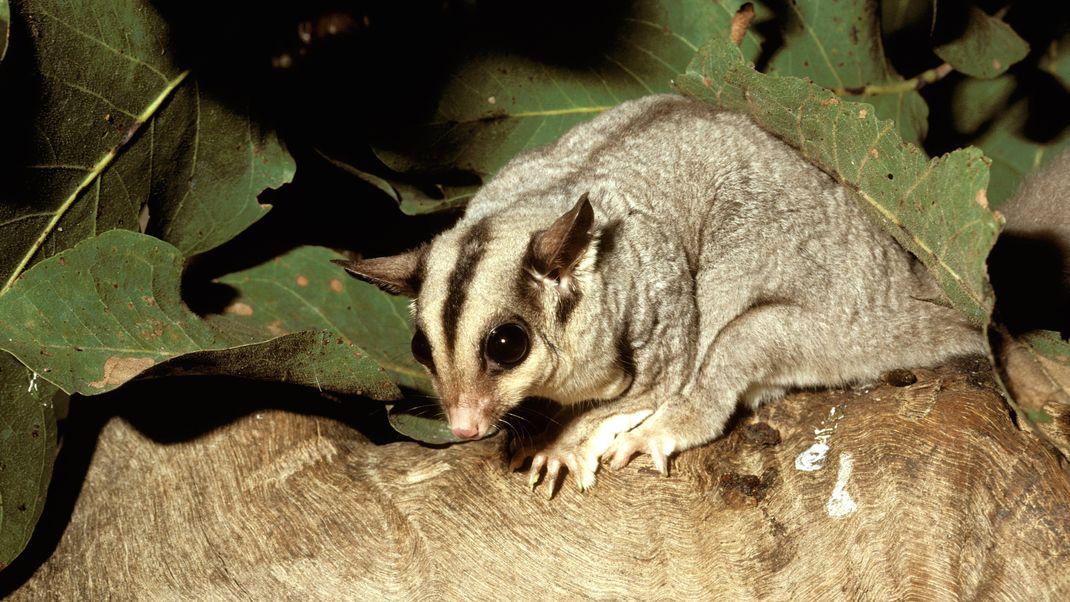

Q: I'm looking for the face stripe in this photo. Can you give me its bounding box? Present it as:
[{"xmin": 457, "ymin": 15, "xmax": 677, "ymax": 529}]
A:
[
  {"xmin": 555, "ymin": 290, "xmax": 581, "ymax": 325},
  {"xmin": 442, "ymin": 220, "xmax": 490, "ymax": 353}
]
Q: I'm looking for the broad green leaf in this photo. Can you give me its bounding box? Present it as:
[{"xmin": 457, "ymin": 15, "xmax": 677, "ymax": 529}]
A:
[
  {"xmin": 933, "ymin": 7, "xmax": 1029, "ymax": 79},
  {"xmin": 0, "ymin": 230, "xmax": 224, "ymax": 394},
  {"xmin": 0, "ymin": 0, "xmax": 295, "ymax": 295},
  {"xmin": 676, "ymin": 35, "xmax": 999, "ymax": 325},
  {"xmin": 0, "ymin": 231, "xmax": 402, "ymax": 399},
  {"xmin": 372, "ymin": 1, "xmax": 763, "ymax": 185},
  {"xmin": 217, "ymin": 246, "xmax": 432, "ymax": 393},
  {"xmin": 950, "ymin": 75, "xmax": 1015, "ymax": 135},
  {"xmin": 0, "ymin": 0, "xmax": 8, "ymax": 64},
  {"xmin": 976, "ymin": 100, "xmax": 1070, "ymax": 208},
  {"xmin": 144, "ymin": 330, "xmax": 402, "ymax": 400},
  {"xmin": 766, "ymin": 0, "xmax": 929, "ymax": 145},
  {"xmin": 0, "ymin": 352, "xmax": 64, "ymax": 569}
]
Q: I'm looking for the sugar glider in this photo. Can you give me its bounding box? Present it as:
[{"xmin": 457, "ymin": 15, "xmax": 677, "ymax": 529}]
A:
[{"xmin": 336, "ymin": 94, "xmax": 983, "ymax": 492}]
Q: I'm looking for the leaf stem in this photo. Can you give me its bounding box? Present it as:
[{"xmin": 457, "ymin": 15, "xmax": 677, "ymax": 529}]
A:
[
  {"xmin": 2, "ymin": 69, "xmax": 192, "ymax": 296},
  {"xmin": 832, "ymin": 63, "xmax": 952, "ymax": 97}
]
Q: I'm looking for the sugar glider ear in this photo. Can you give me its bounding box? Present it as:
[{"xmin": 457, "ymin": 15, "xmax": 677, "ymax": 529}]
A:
[
  {"xmin": 332, "ymin": 245, "xmax": 426, "ymax": 296},
  {"xmin": 527, "ymin": 192, "xmax": 596, "ymax": 283}
]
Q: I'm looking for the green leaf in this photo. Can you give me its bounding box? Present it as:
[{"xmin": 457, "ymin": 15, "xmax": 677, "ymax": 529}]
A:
[
  {"xmin": 372, "ymin": 1, "xmax": 762, "ymax": 183},
  {"xmin": 766, "ymin": 0, "xmax": 929, "ymax": 145},
  {"xmin": 0, "ymin": 0, "xmax": 9, "ymax": 65},
  {"xmin": 950, "ymin": 75, "xmax": 1015, "ymax": 135},
  {"xmin": 976, "ymin": 100, "xmax": 1070, "ymax": 208},
  {"xmin": 143, "ymin": 331, "xmax": 401, "ymax": 400},
  {"xmin": 1025, "ymin": 408, "xmax": 1055, "ymax": 424},
  {"xmin": 387, "ymin": 405, "xmax": 463, "ymax": 445},
  {"xmin": 676, "ymin": 35, "xmax": 999, "ymax": 325},
  {"xmin": 1023, "ymin": 331, "xmax": 1070, "ymax": 367},
  {"xmin": 0, "ymin": 0, "xmax": 295, "ymax": 295},
  {"xmin": 881, "ymin": 0, "xmax": 931, "ymax": 36},
  {"xmin": 0, "ymin": 230, "xmax": 224, "ymax": 395},
  {"xmin": 0, "ymin": 231, "xmax": 405, "ymax": 399},
  {"xmin": 0, "ymin": 352, "xmax": 63, "ymax": 569},
  {"xmin": 216, "ymin": 246, "xmax": 432, "ymax": 393},
  {"xmin": 1041, "ymin": 35, "xmax": 1070, "ymax": 90},
  {"xmin": 315, "ymin": 149, "xmax": 474, "ymax": 216},
  {"xmin": 933, "ymin": 7, "xmax": 1029, "ymax": 79}
]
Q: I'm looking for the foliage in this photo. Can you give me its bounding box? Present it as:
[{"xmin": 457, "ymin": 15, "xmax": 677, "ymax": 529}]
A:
[{"xmin": 0, "ymin": 0, "xmax": 1066, "ymax": 569}]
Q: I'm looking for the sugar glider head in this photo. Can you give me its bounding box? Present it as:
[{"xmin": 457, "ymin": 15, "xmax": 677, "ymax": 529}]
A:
[{"xmin": 334, "ymin": 193, "xmax": 631, "ymax": 439}]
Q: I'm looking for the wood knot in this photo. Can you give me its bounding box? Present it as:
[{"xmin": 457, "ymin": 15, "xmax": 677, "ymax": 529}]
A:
[
  {"xmin": 719, "ymin": 468, "xmax": 777, "ymax": 507},
  {"xmin": 740, "ymin": 422, "xmax": 781, "ymax": 447},
  {"xmin": 881, "ymin": 368, "xmax": 917, "ymax": 387},
  {"xmin": 896, "ymin": 380, "xmax": 941, "ymax": 421}
]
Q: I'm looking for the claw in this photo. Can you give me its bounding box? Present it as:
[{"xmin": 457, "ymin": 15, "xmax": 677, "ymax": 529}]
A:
[
  {"xmin": 576, "ymin": 468, "xmax": 597, "ymax": 491},
  {"xmin": 544, "ymin": 459, "xmax": 563, "ymax": 498},
  {"xmin": 509, "ymin": 452, "xmax": 526, "ymax": 472},
  {"xmin": 527, "ymin": 454, "xmax": 547, "ymax": 490},
  {"xmin": 546, "ymin": 458, "xmax": 562, "ymax": 482},
  {"xmin": 603, "ymin": 434, "xmax": 638, "ymax": 471},
  {"xmin": 562, "ymin": 454, "xmax": 581, "ymax": 487},
  {"xmin": 650, "ymin": 445, "xmax": 669, "ymax": 476}
]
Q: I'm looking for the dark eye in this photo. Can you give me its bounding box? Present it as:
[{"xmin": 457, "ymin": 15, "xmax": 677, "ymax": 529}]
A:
[
  {"xmin": 484, "ymin": 323, "xmax": 530, "ymax": 368},
  {"xmin": 411, "ymin": 329, "xmax": 434, "ymax": 370}
]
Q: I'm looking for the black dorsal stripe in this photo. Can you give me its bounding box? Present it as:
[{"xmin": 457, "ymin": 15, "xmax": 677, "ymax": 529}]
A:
[{"xmin": 443, "ymin": 220, "xmax": 490, "ymax": 353}]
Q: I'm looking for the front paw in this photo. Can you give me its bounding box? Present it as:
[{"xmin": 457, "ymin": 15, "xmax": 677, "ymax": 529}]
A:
[
  {"xmin": 602, "ymin": 418, "xmax": 681, "ymax": 475},
  {"xmin": 510, "ymin": 409, "xmax": 653, "ymax": 496}
]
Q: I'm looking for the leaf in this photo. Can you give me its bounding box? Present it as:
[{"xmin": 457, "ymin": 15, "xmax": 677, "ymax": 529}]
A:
[
  {"xmin": 0, "ymin": 352, "xmax": 63, "ymax": 569},
  {"xmin": 881, "ymin": 0, "xmax": 931, "ymax": 36},
  {"xmin": 1023, "ymin": 331, "xmax": 1070, "ymax": 367},
  {"xmin": 975, "ymin": 100, "xmax": 1070, "ymax": 208},
  {"xmin": 0, "ymin": 231, "xmax": 405, "ymax": 399},
  {"xmin": 676, "ymin": 35, "xmax": 999, "ymax": 325},
  {"xmin": 142, "ymin": 331, "xmax": 401, "ymax": 400},
  {"xmin": 1000, "ymin": 330, "xmax": 1070, "ymax": 459},
  {"xmin": 0, "ymin": 0, "xmax": 9, "ymax": 65},
  {"xmin": 0, "ymin": 230, "xmax": 221, "ymax": 395},
  {"xmin": 315, "ymin": 149, "xmax": 475, "ymax": 216},
  {"xmin": 371, "ymin": 1, "xmax": 763, "ymax": 183},
  {"xmin": 0, "ymin": 0, "xmax": 295, "ymax": 296},
  {"xmin": 933, "ymin": 7, "xmax": 1030, "ymax": 80},
  {"xmin": 766, "ymin": 0, "xmax": 929, "ymax": 145},
  {"xmin": 1041, "ymin": 34, "xmax": 1070, "ymax": 90},
  {"xmin": 387, "ymin": 405, "xmax": 463, "ymax": 445},
  {"xmin": 950, "ymin": 75, "xmax": 1016, "ymax": 135},
  {"xmin": 216, "ymin": 246, "xmax": 432, "ymax": 393}
]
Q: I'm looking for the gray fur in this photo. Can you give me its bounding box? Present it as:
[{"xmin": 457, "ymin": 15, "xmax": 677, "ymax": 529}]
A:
[
  {"xmin": 348, "ymin": 94, "xmax": 985, "ymax": 488},
  {"xmin": 988, "ymin": 148, "xmax": 1070, "ymax": 335},
  {"xmin": 999, "ymin": 149, "xmax": 1070, "ymax": 286}
]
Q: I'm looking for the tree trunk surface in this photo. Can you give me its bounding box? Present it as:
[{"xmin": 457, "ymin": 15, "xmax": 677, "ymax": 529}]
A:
[{"xmin": 8, "ymin": 360, "xmax": 1070, "ymax": 600}]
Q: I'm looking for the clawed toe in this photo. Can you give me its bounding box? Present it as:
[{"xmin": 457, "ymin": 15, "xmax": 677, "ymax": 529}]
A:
[
  {"xmin": 509, "ymin": 407, "xmax": 661, "ymax": 495},
  {"xmin": 603, "ymin": 432, "xmax": 677, "ymax": 475}
]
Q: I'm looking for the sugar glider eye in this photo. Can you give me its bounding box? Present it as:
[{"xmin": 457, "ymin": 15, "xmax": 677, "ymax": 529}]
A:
[
  {"xmin": 411, "ymin": 328, "xmax": 434, "ymax": 370},
  {"xmin": 484, "ymin": 323, "xmax": 530, "ymax": 369}
]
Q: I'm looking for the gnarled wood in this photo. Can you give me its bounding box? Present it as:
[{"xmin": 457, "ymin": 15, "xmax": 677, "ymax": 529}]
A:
[{"xmin": 8, "ymin": 361, "xmax": 1070, "ymax": 600}]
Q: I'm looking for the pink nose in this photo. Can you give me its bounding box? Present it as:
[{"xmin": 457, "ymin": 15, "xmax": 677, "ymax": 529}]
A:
[{"xmin": 451, "ymin": 425, "xmax": 480, "ymax": 439}]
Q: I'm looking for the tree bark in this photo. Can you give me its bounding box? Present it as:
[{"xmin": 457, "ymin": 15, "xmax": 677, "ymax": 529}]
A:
[{"xmin": 7, "ymin": 360, "xmax": 1070, "ymax": 600}]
